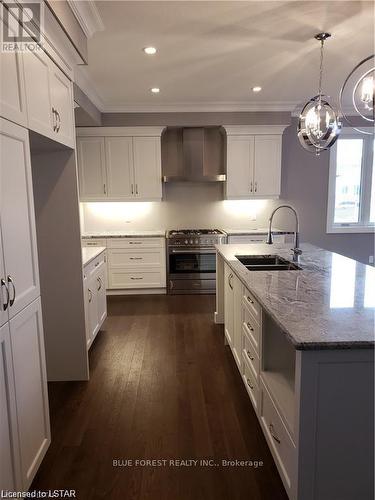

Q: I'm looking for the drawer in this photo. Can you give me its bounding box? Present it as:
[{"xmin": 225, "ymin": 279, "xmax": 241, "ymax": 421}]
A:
[
  {"xmin": 242, "ymin": 355, "xmax": 259, "ymax": 413},
  {"xmin": 108, "ymin": 268, "xmax": 165, "ymax": 289},
  {"xmin": 242, "ymin": 288, "xmax": 261, "ymax": 324},
  {"xmin": 260, "ymin": 381, "xmax": 295, "ymax": 490},
  {"xmin": 108, "ymin": 249, "xmax": 164, "ymax": 268},
  {"xmin": 242, "ymin": 305, "xmax": 261, "ymax": 354},
  {"xmin": 242, "ymin": 328, "xmax": 260, "ymax": 381},
  {"xmin": 107, "ymin": 237, "xmax": 164, "ymax": 249},
  {"xmin": 82, "ymin": 238, "xmax": 107, "ymax": 247}
]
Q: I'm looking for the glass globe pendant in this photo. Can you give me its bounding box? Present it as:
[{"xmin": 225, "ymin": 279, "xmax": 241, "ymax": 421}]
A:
[
  {"xmin": 298, "ymin": 33, "xmax": 342, "ymax": 155},
  {"xmin": 339, "ymin": 55, "xmax": 374, "ymax": 135}
]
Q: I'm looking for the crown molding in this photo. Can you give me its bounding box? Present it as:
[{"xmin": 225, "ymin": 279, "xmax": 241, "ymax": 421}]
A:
[
  {"xmin": 100, "ymin": 101, "xmax": 298, "ymax": 113},
  {"xmin": 67, "ymin": 0, "xmax": 104, "ymax": 38},
  {"xmin": 223, "ymin": 125, "xmax": 289, "ymax": 135}
]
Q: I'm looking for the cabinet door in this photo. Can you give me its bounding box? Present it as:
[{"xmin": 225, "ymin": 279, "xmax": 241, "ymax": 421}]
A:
[
  {"xmin": 83, "ymin": 274, "xmax": 90, "ymax": 348},
  {"xmin": 105, "ymin": 137, "xmax": 134, "ymax": 199},
  {"xmin": 226, "ymin": 136, "xmax": 254, "ymax": 198},
  {"xmin": 0, "ymin": 229, "xmax": 9, "ymax": 327},
  {"xmin": 254, "ymin": 135, "xmax": 282, "ymax": 197},
  {"xmin": 0, "ymin": 322, "xmax": 20, "ymax": 491},
  {"xmin": 87, "ymin": 275, "xmax": 99, "ymax": 344},
  {"xmin": 232, "ymin": 273, "xmax": 242, "ymax": 369},
  {"xmin": 77, "ymin": 137, "xmax": 107, "ymax": 200},
  {"xmin": 23, "ymin": 48, "xmax": 53, "ymax": 139},
  {"xmin": 0, "ymin": 118, "xmax": 40, "ymax": 319},
  {"xmin": 224, "ymin": 264, "xmax": 234, "ymax": 347},
  {"xmin": 49, "ymin": 63, "xmax": 74, "ymax": 148},
  {"xmin": 0, "ymin": 17, "xmax": 27, "ymax": 127},
  {"xmin": 95, "ymin": 262, "xmax": 107, "ymax": 326},
  {"xmin": 133, "ymin": 136, "xmax": 162, "ymax": 200},
  {"xmin": 9, "ymin": 298, "xmax": 50, "ymax": 490}
]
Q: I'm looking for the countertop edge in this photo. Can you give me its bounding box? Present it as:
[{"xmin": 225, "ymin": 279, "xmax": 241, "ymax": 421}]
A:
[{"xmin": 82, "ymin": 246, "xmax": 106, "ymax": 267}]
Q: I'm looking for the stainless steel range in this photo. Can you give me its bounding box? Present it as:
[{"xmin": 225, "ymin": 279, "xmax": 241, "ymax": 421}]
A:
[{"xmin": 166, "ymin": 229, "xmax": 227, "ymax": 294}]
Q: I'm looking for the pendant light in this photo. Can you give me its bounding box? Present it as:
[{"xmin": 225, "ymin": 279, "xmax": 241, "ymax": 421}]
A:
[
  {"xmin": 298, "ymin": 33, "xmax": 342, "ymax": 155},
  {"xmin": 339, "ymin": 55, "xmax": 374, "ymax": 135}
]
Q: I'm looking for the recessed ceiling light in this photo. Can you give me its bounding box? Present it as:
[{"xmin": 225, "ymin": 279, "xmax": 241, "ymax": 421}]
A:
[
  {"xmin": 150, "ymin": 87, "xmax": 160, "ymax": 94},
  {"xmin": 252, "ymin": 86, "xmax": 262, "ymax": 92},
  {"xmin": 143, "ymin": 46, "xmax": 157, "ymax": 55}
]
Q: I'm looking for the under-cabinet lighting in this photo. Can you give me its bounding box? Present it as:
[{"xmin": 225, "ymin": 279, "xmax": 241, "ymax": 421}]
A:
[
  {"xmin": 223, "ymin": 200, "xmax": 267, "ymax": 218},
  {"xmin": 85, "ymin": 202, "xmax": 153, "ymax": 222}
]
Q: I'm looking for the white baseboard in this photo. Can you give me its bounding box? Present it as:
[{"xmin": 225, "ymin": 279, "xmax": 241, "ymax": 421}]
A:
[{"xmin": 214, "ymin": 311, "xmax": 224, "ymax": 324}]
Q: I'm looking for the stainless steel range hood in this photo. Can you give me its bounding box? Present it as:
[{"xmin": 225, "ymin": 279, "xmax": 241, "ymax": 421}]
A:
[{"xmin": 162, "ymin": 127, "xmax": 226, "ymax": 182}]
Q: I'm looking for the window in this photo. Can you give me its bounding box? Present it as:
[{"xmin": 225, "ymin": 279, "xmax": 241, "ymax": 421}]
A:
[{"xmin": 327, "ymin": 129, "xmax": 375, "ymax": 233}]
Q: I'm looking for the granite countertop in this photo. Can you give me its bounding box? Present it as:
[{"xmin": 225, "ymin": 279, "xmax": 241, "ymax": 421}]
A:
[
  {"xmin": 82, "ymin": 230, "xmax": 165, "ymax": 238},
  {"xmin": 224, "ymin": 228, "xmax": 293, "ymax": 236},
  {"xmin": 82, "ymin": 246, "xmax": 106, "ymax": 267},
  {"xmin": 216, "ymin": 242, "xmax": 375, "ymax": 350}
]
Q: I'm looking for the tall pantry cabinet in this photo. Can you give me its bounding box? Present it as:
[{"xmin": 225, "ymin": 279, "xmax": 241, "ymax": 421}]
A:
[{"xmin": 0, "ymin": 119, "xmax": 50, "ymax": 490}]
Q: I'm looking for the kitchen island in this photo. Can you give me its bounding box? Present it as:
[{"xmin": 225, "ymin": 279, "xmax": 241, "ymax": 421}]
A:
[{"xmin": 215, "ymin": 243, "xmax": 374, "ymax": 500}]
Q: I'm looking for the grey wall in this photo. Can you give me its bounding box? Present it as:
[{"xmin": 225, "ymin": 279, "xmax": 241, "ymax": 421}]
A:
[
  {"xmin": 74, "ymin": 83, "xmax": 102, "ymax": 126},
  {"xmin": 31, "ymin": 137, "xmax": 89, "ymax": 381},
  {"xmin": 279, "ymin": 118, "xmax": 374, "ymax": 264},
  {"xmin": 101, "ymin": 111, "xmax": 291, "ymax": 127}
]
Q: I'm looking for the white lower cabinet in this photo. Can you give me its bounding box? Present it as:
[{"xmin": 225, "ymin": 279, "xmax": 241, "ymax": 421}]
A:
[
  {"xmin": 224, "ymin": 263, "xmax": 241, "ymax": 369},
  {"xmin": 0, "ymin": 322, "xmax": 20, "ymax": 490},
  {"xmin": 107, "ymin": 238, "xmax": 166, "ymax": 290},
  {"xmin": 83, "ymin": 251, "xmax": 107, "ymax": 349},
  {"xmin": 9, "ymin": 298, "xmax": 50, "ymax": 490}
]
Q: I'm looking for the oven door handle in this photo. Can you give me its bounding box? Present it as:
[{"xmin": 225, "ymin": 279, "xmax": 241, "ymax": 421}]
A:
[{"xmin": 169, "ymin": 249, "xmax": 216, "ymax": 254}]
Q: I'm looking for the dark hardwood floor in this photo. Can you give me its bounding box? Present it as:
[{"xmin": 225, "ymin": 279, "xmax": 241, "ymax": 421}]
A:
[{"xmin": 32, "ymin": 295, "xmax": 288, "ymax": 500}]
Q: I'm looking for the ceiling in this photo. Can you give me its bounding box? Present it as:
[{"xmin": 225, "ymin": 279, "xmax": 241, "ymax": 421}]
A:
[{"xmin": 78, "ymin": 1, "xmax": 374, "ymax": 112}]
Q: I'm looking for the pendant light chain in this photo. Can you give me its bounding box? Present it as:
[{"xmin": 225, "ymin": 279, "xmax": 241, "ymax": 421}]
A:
[{"xmin": 318, "ymin": 38, "xmax": 324, "ymax": 106}]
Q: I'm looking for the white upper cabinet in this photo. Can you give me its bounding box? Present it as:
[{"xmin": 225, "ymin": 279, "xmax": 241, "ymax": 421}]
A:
[
  {"xmin": 105, "ymin": 137, "xmax": 134, "ymax": 198},
  {"xmin": 224, "ymin": 125, "xmax": 287, "ymax": 199},
  {"xmin": 49, "ymin": 63, "xmax": 75, "ymax": 147},
  {"xmin": 254, "ymin": 135, "xmax": 282, "ymax": 196},
  {"xmin": 23, "ymin": 48, "xmax": 74, "ymax": 148},
  {"xmin": 76, "ymin": 128, "xmax": 165, "ymax": 201},
  {"xmin": 0, "ymin": 119, "xmax": 40, "ymax": 319},
  {"xmin": 133, "ymin": 136, "xmax": 162, "ymax": 200},
  {"xmin": 77, "ymin": 137, "xmax": 107, "ymax": 200},
  {"xmin": 0, "ymin": 17, "xmax": 27, "ymax": 127}
]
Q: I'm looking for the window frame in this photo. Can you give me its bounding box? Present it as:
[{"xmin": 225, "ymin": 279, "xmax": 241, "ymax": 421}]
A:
[{"xmin": 327, "ymin": 127, "xmax": 375, "ymax": 234}]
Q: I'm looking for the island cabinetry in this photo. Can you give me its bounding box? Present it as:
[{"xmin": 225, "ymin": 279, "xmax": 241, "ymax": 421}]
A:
[
  {"xmin": 224, "ymin": 263, "xmax": 242, "ymax": 369},
  {"xmin": 216, "ymin": 252, "xmax": 373, "ymax": 500}
]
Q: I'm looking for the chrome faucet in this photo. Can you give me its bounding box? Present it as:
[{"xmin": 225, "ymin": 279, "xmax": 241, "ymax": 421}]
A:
[{"xmin": 266, "ymin": 205, "xmax": 302, "ymax": 262}]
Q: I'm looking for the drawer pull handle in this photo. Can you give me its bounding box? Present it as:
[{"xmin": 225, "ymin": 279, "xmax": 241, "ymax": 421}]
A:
[
  {"xmin": 95, "ymin": 262, "xmax": 100, "ymax": 267},
  {"xmin": 228, "ymin": 273, "xmax": 233, "ymax": 290},
  {"xmin": 246, "ymin": 378, "xmax": 254, "ymax": 390},
  {"xmin": 1, "ymin": 279, "xmax": 9, "ymax": 311},
  {"xmin": 269, "ymin": 423, "xmax": 281, "ymax": 444},
  {"xmin": 247, "ymin": 296, "xmax": 254, "ymax": 304},
  {"xmin": 7, "ymin": 276, "xmax": 15, "ymax": 306},
  {"xmin": 88, "ymin": 289, "xmax": 92, "ymax": 303},
  {"xmin": 246, "ymin": 322, "xmax": 254, "ymax": 332},
  {"xmin": 130, "ymin": 277, "xmax": 143, "ymax": 280},
  {"xmin": 246, "ymin": 350, "xmax": 254, "ymax": 361},
  {"xmin": 130, "ymin": 257, "xmax": 143, "ymax": 260},
  {"xmin": 97, "ymin": 277, "xmax": 102, "ymax": 291},
  {"xmin": 129, "ymin": 242, "xmax": 142, "ymax": 245}
]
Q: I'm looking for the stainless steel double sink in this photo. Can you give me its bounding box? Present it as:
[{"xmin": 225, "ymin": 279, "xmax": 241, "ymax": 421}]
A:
[{"xmin": 235, "ymin": 254, "xmax": 302, "ymax": 271}]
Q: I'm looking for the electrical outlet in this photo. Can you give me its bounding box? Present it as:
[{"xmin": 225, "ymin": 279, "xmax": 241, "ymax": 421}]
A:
[{"xmin": 369, "ymin": 255, "xmax": 374, "ymax": 265}]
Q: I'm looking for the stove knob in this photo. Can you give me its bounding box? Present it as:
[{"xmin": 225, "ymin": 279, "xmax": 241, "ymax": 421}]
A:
[
  {"xmin": 189, "ymin": 239, "xmax": 193, "ymax": 244},
  {"xmin": 184, "ymin": 239, "xmax": 188, "ymax": 244},
  {"xmin": 195, "ymin": 239, "xmax": 199, "ymax": 245}
]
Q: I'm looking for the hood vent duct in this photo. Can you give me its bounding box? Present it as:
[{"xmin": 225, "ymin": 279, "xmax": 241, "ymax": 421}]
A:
[{"xmin": 162, "ymin": 127, "xmax": 226, "ymax": 182}]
